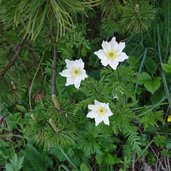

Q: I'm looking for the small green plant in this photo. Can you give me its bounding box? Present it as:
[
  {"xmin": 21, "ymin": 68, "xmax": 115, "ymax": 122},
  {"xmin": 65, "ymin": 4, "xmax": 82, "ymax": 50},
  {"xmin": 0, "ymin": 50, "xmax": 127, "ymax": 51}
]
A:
[{"xmin": 5, "ymin": 154, "xmax": 24, "ymax": 171}]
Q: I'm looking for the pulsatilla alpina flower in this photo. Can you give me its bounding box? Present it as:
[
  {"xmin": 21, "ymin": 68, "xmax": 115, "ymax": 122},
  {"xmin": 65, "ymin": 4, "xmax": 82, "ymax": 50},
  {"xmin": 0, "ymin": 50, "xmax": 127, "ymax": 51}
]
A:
[
  {"xmin": 87, "ymin": 100, "xmax": 113, "ymax": 126},
  {"xmin": 60, "ymin": 59, "xmax": 88, "ymax": 89},
  {"xmin": 94, "ymin": 37, "xmax": 128, "ymax": 70}
]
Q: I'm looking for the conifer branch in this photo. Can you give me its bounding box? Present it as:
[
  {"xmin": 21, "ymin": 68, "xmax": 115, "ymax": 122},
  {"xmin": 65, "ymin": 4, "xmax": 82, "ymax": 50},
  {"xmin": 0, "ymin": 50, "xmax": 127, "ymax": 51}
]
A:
[{"xmin": 0, "ymin": 39, "xmax": 25, "ymax": 78}]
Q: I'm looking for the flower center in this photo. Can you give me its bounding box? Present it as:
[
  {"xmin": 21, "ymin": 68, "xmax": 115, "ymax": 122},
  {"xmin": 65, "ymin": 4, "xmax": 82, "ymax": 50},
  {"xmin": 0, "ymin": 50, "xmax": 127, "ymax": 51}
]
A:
[
  {"xmin": 97, "ymin": 107, "xmax": 107, "ymax": 116},
  {"xmin": 71, "ymin": 68, "xmax": 81, "ymax": 77},
  {"xmin": 106, "ymin": 50, "xmax": 117, "ymax": 60}
]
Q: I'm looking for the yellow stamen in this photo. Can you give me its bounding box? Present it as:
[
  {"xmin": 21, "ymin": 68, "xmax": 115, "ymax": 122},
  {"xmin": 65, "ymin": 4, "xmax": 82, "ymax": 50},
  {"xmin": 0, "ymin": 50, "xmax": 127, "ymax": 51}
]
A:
[
  {"xmin": 71, "ymin": 68, "xmax": 81, "ymax": 77},
  {"xmin": 97, "ymin": 107, "xmax": 107, "ymax": 116},
  {"xmin": 106, "ymin": 50, "xmax": 117, "ymax": 60}
]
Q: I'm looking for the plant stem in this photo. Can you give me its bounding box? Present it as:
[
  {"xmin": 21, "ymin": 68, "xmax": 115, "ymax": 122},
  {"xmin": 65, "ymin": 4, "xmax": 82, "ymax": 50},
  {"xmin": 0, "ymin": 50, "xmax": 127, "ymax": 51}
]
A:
[
  {"xmin": 52, "ymin": 46, "xmax": 57, "ymax": 95},
  {"xmin": 52, "ymin": 46, "xmax": 60, "ymax": 110},
  {"xmin": 0, "ymin": 39, "xmax": 25, "ymax": 78},
  {"xmin": 29, "ymin": 54, "xmax": 44, "ymax": 111}
]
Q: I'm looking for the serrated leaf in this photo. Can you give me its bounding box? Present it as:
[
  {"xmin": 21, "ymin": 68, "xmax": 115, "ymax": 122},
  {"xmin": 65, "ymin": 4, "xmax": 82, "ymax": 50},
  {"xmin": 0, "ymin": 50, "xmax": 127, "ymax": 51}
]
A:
[
  {"xmin": 5, "ymin": 164, "xmax": 13, "ymax": 171},
  {"xmin": 161, "ymin": 63, "xmax": 171, "ymax": 73},
  {"xmin": 144, "ymin": 77, "xmax": 161, "ymax": 94},
  {"xmin": 5, "ymin": 154, "xmax": 24, "ymax": 171},
  {"xmin": 96, "ymin": 153, "xmax": 122, "ymax": 165}
]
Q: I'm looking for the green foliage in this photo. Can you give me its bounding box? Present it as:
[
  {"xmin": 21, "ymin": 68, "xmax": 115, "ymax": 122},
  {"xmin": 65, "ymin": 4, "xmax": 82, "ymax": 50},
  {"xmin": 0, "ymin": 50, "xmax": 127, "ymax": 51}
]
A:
[
  {"xmin": 137, "ymin": 72, "xmax": 161, "ymax": 94},
  {"xmin": 1, "ymin": 0, "xmax": 171, "ymax": 170},
  {"xmin": 22, "ymin": 143, "xmax": 53, "ymax": 171},
  {"xmin": 58, "ymin": 30, "xmax": 91, "ymax": 59},
  {"xmin": 77, "ymin": 123, "xmax": 114, "ymax": 157},
  {"xmin": 80, "ymin": 163, "xmax": 89, "ymax": 171},
  {"xmin": 25, "ymin": 97, "xmax": 76, "ymax": 149},
  {"xmin": 0, "ymin": 0, "xmax": 99, "ymax": 41},
  {"xmin": 120, "ymin": 0, "xmax": 156, "ymax": 34},
  {"xmin": 140, "ymin": 111, "xmax": 163, "ymax": 131},
  {"xmin": 162, "ymin": 56, "xmax": 171, "ymax": 73},
  {"xmin": 5, "ymin": 154, "xmax": 24, "ymax": 171}
]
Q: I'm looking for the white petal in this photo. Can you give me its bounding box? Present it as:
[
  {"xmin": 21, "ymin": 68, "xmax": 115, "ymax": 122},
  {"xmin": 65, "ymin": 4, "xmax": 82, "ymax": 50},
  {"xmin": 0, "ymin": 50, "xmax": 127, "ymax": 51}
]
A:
[
  {"xmin": 71, "ymin": 59, "xmax": 85, "ymax": 69},
  {"xmin": 103, "ymin": 116, "xmax": 110, "ymax": 125},
  {"xmin": 87, "ymin": 111, "xmax": 97, "ymax": 118},
  {"xmin": 94, "ymin": 50, "xmax": 105, "ymax": 59},
  {"xmin": 110, "ymin": 37, "xmax": 118, "ymax": 49},
  {"xmin": 95, "ymin": 117, "xmax": 103, "ymax": 126},
  {"xmin": 78, "ymin": 59, "xmax": 85, "ymax": 69},
  {"xmin": 94, "ymin": 100, "xmax": 101, "ymax": 106},
  {"xmin": 80, "ymin": 70, "xmax": 88, "ymax": 80},
  {"xmin": 102, "ymin": 41, "xmax": 111, "ymax": 52},
  {"xmin": 88, "ymin": 104, "xmax": 98, "ymax": 111},
  {"xmin": 117, "ymin": 52, "xmax": 128, "ymax": 62},
  {"xmin": 65, "ymin": 59, "xmax": 74, "ymax": 68},
  {"xmin": 60, "ymin": 69, "xmax": 71, "ymax": 77},
  {"xmin": 65, "ymin": 77, "xmax": 75, "ymax": 86},
  {"xmin": 102, "ymin": 103, "xmax": 108, "ymax": 109},
  {"xmin": 74, "ymin": 77, "xmax": 81, "ymax": 89},
  {"xmin": 107, "ymin": 109, "xmax": 113, "ymax": 116},
  {"xmin": 106, "ymin": 107, "xmax": 113, "ymax": 116},
  {"xmin": 101, "ymin": 58, "xmax": 109, "ymax": 66},
  {"xmin": 103, "ymin": 103, "xmax": 113, "ymax": 116},
  {"xmin": 109, "ymin": 61, "xmax": 119, "ymax": 70},
  {"xmin": 116, "ymin": 42, "xmax": 125, "ymax": 54}
]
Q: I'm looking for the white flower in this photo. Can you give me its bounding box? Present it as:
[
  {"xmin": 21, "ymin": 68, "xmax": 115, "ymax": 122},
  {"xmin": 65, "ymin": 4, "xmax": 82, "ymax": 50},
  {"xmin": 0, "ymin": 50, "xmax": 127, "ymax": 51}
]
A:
[
  {"xmin": 60, "ymin": 59, "xmax": 88, "ymax": 89},
  {"xmin": 94, "ymin": 37, "xmax": 129, "ymax": 70},
  {"xmin": 87, "ymin": 100, "xmax": 113, "ymax": 126}
]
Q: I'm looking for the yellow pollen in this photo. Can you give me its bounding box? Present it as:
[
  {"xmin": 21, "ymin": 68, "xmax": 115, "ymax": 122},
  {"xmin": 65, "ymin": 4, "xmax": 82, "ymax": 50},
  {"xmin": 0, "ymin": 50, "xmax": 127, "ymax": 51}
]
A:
[
  {"xmin": 71, "ymin": 68, "xmax": 81, "ymax": 77},
  {"xmin": 106, "ymin": 50, "xmax": 117, "ymax": 60},
  {"xmin": 97, "ymin": 107, "xmax": 107, "ymax": 116}
]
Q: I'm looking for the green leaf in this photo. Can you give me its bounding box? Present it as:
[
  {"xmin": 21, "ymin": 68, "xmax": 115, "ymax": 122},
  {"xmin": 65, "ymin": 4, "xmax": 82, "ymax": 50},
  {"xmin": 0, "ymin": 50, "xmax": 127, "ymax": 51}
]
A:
[
  {"xmin": 137, "ymin": 72, "xmax": 151, "ymax": 85},
  {"xmin": 81, "ymin": 47, "xmax": 87, "ymax": 57},
  {"xmin": 140, "ymin": 111, "xmax": 163, "ymax": 130},
  {"xmin": 145, "ymin": 58, "xmax": 158, "ymax": 74},
  {"xmin": 161, "ymin": 149, "xmax": 170, "ymax": 157},
  {"xmin": 5, "ymin": 154, "xmax": 24, "ymax": 171},
  {"xmin": 96, "ymin": 153, "xmax": 122, "ymax": 165},
  {"xmin": 161, "ymin": 63, "xmax": 171, "ymax": 73},
  {"xmin": 16, "ymin": 105, "xmax": 27, "ymax": 113},
  {"xmin": 144, "ymin": 77, "xmax": 161, "ymax": 94},
  {"xmin": 80, "ymin": 163, "xmax": 89, "ymax": 171},
  {"xmin": 166, "ymin": 143, "xmax": 171, "ymax": 150}
]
